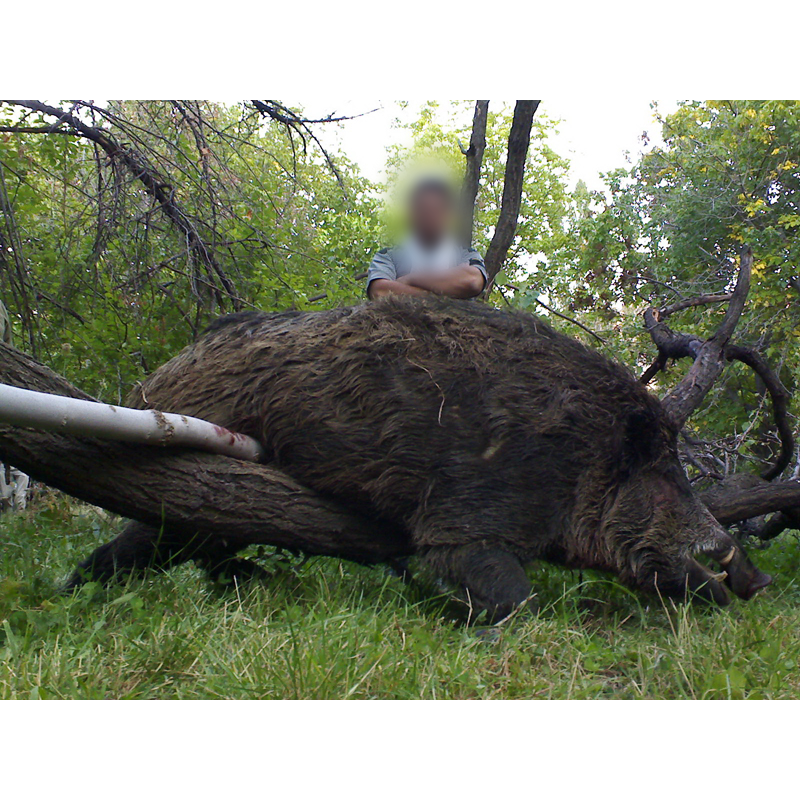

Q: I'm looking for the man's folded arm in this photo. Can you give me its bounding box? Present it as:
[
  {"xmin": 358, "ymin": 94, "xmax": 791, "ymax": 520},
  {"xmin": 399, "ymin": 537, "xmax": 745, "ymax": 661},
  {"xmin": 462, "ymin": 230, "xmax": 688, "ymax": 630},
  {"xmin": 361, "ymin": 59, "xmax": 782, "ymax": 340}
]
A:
[
  {"xmin": 400, "ymin": 263, "xmax": 486, "ymax": 298},
  {"xmin": 368, "ymin": 279, "xmax": 430, "ymax": 299},
  {"xmin": 366, "ymin": 248, "xmax": 430, "ymax": 299},
  {"xmin": 366, "ymin": 246, "xmax": 488, "ymax": 300}
]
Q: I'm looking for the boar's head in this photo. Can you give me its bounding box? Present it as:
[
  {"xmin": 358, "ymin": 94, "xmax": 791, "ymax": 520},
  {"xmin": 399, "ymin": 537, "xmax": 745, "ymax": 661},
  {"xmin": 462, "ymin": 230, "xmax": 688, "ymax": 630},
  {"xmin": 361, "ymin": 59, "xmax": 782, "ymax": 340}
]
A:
[{"xmin": 597, "ymin": 407, "xmax": 771, "ymax": 605}]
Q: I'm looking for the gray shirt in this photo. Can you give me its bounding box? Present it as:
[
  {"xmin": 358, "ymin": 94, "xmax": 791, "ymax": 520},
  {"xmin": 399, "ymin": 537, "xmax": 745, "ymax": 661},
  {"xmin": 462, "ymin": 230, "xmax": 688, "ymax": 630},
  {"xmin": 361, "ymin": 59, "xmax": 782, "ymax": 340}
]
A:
[{"xmin": 367, "ymin": 238, "xmax": 488, "ymax": 295}]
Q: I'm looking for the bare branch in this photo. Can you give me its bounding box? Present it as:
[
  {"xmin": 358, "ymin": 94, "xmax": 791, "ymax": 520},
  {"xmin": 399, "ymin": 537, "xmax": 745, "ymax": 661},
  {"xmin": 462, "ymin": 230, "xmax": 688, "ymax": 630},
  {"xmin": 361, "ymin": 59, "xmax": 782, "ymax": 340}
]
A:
[
  {"xmin": 640, "ymin": 356, "xmax": 667, "ymax": 386},
  {"xmin": 743, "ymin": 510, "xmax": 800, "ymax": 540},
  {"xmin": 499, "ymin": 283, "xmax": 606, "ymax": 342},
  {"xmin": 659, "ymin": 293, "xmax": 734, "ymax": 318},
  {"xmin": 251, "ymin": 100, "xmax": 349, "ymax": 193},
  {"xmin": 0, "ymin": 126, "xmax": 79, "ymax": 135},
  {"xmin": 725, "ymin": 343, "xmax": 794, "ymax": 480},
  {"xmin": 713, "ymin": 249, "xmax": 751, "ymax": 344},
  {"xmin": 0, "ymin": 158, "xmax": 38, "ymax": 354},
  {"xmin": 251, "ymin": 103, "xmax": 377, "ymax": 126},
  {"xmin": 306, "ymin": 271, "xmax": 368, "ymax": 303},
  {"xmin": 642, "ymin": 307, "xmax": 703, "ymax": 362},
  {"xmin": 642, "ymin": 249, "xmax": 793, "ymax": 480},
  {"xmin": 701, "ymin": 473, "xmax": 800, "ymax": 525}
]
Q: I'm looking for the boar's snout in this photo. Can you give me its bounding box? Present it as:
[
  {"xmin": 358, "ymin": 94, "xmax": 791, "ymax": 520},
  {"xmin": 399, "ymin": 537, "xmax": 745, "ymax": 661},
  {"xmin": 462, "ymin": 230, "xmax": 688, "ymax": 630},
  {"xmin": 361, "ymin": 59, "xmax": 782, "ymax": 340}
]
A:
[
  {"xmin": 738, "ymin": 568, "xmax": 773, "ymax": 600},
  {"xmin": 615, "ymin": 470, "xmax": 772, "ymax": 605}
]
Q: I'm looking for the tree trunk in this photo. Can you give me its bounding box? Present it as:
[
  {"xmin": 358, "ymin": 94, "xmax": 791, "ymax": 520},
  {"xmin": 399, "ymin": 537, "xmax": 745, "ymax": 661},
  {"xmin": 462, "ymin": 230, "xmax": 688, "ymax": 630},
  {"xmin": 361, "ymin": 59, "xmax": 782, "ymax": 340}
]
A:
[
  {"xmin": 459, "ymin": 101, "xmax": 489, "ymax": 248},
  {"xmin": 0, "ymin": 342, "xmax": 412, "ymax": 564},
  {"xmin": 483, "ymin": 100, "xmax": 540, "ymax": 284}
]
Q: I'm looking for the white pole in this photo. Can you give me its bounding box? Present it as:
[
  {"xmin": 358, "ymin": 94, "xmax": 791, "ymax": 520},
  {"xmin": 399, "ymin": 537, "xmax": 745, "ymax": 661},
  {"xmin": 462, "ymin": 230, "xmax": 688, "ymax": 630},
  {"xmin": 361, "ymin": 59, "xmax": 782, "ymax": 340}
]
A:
[{"xmin": 0, "ymin": 383, "xmax": 264, "ymax": 462}]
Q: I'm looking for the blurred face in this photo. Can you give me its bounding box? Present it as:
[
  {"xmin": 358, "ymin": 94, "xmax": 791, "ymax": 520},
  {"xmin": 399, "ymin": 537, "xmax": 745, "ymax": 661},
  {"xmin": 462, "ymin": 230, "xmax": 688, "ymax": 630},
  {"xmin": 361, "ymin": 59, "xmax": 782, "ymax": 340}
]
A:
[{"xmin": 409, "ymin": 188, "xmax": 452, "ymax": 245}]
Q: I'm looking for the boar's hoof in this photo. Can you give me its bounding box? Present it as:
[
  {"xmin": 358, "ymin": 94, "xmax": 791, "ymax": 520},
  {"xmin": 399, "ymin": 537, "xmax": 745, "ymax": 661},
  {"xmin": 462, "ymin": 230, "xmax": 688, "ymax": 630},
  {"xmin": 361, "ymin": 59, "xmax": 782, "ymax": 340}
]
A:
[
  {"xmin": 64, "ymin": 520, "xmax": 196, "ymax": 590},
  {"xmin": 421, "ymin": 544, "xmax": 533, "ymax": 625}
]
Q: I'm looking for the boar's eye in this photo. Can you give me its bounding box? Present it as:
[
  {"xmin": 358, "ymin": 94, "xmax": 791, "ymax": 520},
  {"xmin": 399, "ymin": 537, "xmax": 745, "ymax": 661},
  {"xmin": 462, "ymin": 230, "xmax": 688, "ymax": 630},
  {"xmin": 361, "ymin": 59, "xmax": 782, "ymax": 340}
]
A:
[{"xmin": 652, "ymin": 479, "xmax": 683, "ymax": 511}]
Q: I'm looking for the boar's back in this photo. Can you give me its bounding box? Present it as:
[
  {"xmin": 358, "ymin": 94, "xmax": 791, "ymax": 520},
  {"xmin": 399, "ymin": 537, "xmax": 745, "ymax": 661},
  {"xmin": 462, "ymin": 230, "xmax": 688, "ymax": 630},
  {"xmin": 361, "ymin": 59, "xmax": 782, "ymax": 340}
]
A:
[{"xmin": 129, "ymin": 297, "xmax": 674, "ymax": 525}]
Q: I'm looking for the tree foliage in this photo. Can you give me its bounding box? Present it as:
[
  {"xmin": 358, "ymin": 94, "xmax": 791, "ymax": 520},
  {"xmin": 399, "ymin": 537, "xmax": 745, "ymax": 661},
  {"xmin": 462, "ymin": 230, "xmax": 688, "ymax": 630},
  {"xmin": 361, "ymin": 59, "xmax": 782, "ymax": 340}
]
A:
[
  {"xmin": 0, "ymin": 98, "xmax": 797, "ymax": 509},
  {"xmin": 0, "ymin": 101, "xmax": 378, "ymax": 399},
  {"xmin": 540, "ymin": 102, "xmax": 800, "ymax": 483}
]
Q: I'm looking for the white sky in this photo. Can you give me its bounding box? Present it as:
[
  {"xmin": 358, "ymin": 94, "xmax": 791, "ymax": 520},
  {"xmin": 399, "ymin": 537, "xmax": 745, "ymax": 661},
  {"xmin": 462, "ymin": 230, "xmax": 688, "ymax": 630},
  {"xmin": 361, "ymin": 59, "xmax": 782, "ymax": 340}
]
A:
[{"xmin": 305, "ymin": 100, "xmax": 681, "ymax": 192}]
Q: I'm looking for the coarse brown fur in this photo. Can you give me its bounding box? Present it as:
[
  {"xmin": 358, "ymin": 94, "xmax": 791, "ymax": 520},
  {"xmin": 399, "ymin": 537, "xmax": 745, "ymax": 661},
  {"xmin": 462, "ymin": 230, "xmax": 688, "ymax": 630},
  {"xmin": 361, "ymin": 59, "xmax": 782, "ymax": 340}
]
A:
[{"xmin": 69, "ymin": 296, "xmax": 770, "ymax": 621}]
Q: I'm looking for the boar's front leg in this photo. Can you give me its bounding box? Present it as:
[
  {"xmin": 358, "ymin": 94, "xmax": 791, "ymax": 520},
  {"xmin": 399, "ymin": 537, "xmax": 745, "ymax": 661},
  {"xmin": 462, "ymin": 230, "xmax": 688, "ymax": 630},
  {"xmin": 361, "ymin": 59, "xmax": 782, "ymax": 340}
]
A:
[
  {"xmin": 420, "ymin": 543, "xmax": 532, "ymax": 624},
  {"xmin": 65, "ymin": 520, "xmax": 266, "ymax": 589},
  {"xmin": 64, "ymin": 520, "xmax": 196, "ymax": 588}
]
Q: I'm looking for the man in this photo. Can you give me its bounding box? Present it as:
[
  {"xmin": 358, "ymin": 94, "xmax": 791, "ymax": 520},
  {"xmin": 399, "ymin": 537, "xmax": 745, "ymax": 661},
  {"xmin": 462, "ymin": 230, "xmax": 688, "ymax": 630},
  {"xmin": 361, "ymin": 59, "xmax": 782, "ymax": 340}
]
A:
[
  {"xmin": 0, "ymin": 299, "xmax": 29, "ymax": 512},
  {"xmin": 367, "ymin": 178, "xmax": 488, "ymax": 300}
]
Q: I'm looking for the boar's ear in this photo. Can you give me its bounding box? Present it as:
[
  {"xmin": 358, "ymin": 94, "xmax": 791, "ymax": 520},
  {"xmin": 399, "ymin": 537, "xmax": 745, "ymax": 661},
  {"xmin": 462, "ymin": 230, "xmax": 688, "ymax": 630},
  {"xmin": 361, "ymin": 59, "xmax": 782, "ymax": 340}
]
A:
[{"xmin": 621, "ymin": 408, "xmax": 660, "ymax": 470}]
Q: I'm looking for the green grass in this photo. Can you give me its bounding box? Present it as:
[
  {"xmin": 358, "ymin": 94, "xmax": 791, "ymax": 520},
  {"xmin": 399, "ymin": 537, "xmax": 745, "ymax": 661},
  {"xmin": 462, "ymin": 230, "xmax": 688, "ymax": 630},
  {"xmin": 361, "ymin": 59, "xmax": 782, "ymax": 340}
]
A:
[{"xmin": 2, "ymin": 496, "xmax": 800, "ymax": 699}]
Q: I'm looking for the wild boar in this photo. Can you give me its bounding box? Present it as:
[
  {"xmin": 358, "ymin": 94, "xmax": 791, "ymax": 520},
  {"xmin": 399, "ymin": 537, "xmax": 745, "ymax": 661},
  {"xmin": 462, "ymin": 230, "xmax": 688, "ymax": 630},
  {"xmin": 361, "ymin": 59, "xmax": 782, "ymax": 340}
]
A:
[{"xmin": 68, "ymin": 297, "xmax": 771, "ymax": 621}]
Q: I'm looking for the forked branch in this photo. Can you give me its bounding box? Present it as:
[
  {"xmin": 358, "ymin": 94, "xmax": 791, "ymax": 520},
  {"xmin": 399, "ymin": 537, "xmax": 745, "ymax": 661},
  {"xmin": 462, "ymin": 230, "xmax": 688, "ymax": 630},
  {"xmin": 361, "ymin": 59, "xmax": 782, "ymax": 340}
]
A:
[
  {"xmin": 641, "ymin": 248, "xmax": 793, "ymax": 481},
  {"xmin": 657, "ymin": 248, "xmax": 751, "ymax": 428}
]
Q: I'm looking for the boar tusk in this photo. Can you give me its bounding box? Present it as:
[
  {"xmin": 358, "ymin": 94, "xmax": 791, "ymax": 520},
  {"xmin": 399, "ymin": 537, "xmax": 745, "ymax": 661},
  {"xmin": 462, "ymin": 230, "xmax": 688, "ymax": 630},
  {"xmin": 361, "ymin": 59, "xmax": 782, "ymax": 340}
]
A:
[{"xmin": 718, "ymin": 547, "xmax": 736, "ymax": 567}]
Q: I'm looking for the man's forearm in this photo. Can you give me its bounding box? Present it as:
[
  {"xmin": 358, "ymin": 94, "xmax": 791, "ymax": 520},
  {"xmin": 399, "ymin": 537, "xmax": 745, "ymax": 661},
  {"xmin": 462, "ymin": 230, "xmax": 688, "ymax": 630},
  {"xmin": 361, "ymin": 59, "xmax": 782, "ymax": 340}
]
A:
[
  {"xmin": 367, "ymin": 279, "xmax": 430, "ymax": 300},
  {"xmin": 400, "ymin": 265, "xmax": 485, "ymax": 298}
]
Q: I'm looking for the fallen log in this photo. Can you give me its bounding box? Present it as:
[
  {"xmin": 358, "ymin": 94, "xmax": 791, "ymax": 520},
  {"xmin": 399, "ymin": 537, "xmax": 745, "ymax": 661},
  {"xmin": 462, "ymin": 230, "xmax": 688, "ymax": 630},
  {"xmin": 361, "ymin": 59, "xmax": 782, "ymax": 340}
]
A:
[
  {"xmin": 0, "ymin": 342, "xmax": 797, "ymax": 560},
  {"xmin": 0, "ymin": 342, "xmax": 412, "ymax": 564}
]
